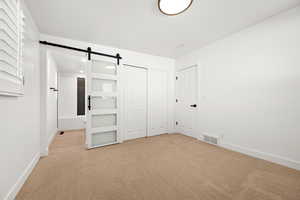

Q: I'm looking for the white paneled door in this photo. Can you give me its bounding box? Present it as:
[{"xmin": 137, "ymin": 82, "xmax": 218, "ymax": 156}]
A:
[
  {"xmin": 124, "ymin": 65, "xmax": 147, "ymax": 140},
  {"xmin": 86, "ymin": 56, "xmax": 121, "ymax": 149},
  {"xmin": 149, "ymin": 69, "xmax": 168, "ymax": 136},
  {"xmin": 176, "ymin": 66, "xmax": 198, "ymax": 138}
]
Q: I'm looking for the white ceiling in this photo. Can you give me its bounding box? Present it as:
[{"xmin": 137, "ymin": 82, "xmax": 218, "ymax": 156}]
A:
[
  {"xmin": 26, "ymin": 0, "xmax": 300, "ymax": 58},
  {"xmin": 51, "ymin": 51, "xmax": 86, "ymax": 74}
]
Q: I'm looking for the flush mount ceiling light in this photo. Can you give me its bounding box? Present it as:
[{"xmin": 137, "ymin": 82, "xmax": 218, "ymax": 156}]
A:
[{"xmin": 158, "ymin": 0, "xmax": 193, "ymax": 16}]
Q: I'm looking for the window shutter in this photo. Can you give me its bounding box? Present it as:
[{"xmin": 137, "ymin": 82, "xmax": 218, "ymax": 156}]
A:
[{"xmin": 0, "ymin": 0, "xmax": 25, "ymax": 96}]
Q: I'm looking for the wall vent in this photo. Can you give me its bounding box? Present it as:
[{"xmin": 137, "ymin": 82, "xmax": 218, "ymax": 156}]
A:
[{"xmin": 202, "ymin": 134, "xmax": 219, "ymax": 145}]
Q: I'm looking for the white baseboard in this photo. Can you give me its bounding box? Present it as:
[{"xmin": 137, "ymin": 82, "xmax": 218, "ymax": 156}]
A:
[
  {"xmin": 48, "ymin": 130, "xmax": 57, "ymax": 147},
  {"xmin": 40, "ymin": 147, "xmax": 49, "ymax": 157},
  {"xmin": 220, "ymin": 142, "xmax": 300, "ymax": 171},
  {"xmin": 4, "ymin": 153, "xmax": 40, "ymax": 200},
  {"xmin": 41, "ymin": 130, "xmax": 57, "ymax": 157}
]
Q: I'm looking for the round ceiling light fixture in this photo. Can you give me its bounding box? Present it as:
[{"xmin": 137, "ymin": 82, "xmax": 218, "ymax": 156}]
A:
[{"xmin": 158, "ymin": 0, "xmax": 193, "ymax": 16}]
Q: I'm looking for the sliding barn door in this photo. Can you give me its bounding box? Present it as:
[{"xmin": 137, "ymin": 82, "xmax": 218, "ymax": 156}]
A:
[{"xmin": 86, "ymin": 56, "xmax": 121, "ymax": 149}]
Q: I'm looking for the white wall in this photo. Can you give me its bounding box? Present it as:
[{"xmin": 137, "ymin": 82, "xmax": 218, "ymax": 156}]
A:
[
  {"xmin": 0, "ymin": 1, "xmax": 40, "ymax": 199},
  {"xmin": 40, "ymin": 50, "xmax": 58, "ymax": 156},
  {"xmin": 176, "ymin": 6, "xmax": 300, "ymax": 170},
  {"xmin": 46, "ymin": 52, "xmax": 58, "ymax": 146},
  {"xmin": 58, "ymin": 73, "xmax": 86, "ymax": 131},
  {"xmin": 40, "ymin": 34, "xmax": 176, "ymax": 139}
]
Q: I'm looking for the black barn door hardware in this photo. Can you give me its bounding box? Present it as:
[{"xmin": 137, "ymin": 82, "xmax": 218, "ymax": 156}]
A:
[
  {"xmin": 190, "ymin": 104, "xmax": 197, "ymax": 108},
  {"xmin": 39, "ymin": 41, "xmax": 122, "ymax": 65}
]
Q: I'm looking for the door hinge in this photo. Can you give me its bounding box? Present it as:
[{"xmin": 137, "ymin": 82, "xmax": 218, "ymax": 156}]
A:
[
  {"xmin": 176, "ymin": 99, "xmax": 178, "ymax": 103},
  {"xmin": 176, "ymin": 76, "xmax": 178, "ymax": 80},
  {"xmin": 176, "ymin": 121, "xmax": 178, "ymax": 125}
]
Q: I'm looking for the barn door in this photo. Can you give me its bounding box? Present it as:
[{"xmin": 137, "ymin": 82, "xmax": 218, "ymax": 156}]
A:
[{"xmin": 86, "ymin": 56, "xmax": 121, "ymax": 149}]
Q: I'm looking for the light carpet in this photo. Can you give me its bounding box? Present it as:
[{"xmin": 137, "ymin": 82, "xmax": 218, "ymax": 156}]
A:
[{"xmin": 16, "ymin": 130, "xmax": 300, "ymax": 200}]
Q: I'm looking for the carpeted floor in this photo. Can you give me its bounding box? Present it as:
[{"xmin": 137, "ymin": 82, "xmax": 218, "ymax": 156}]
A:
[{"xmin": 16, "ymin": 130, "xmax": 300, "ymax": 200}]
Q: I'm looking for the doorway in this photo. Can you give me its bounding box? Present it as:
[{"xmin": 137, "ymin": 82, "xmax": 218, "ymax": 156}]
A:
[
  {"xmin": 123, "ymin": 65, "xmax": 148, "ymax": 140},
  {"xmin": 40, "ymin": 49, "xmax": 88, "ymax": 156},
  {"xmin": 176, "ymin": 66, "xmax": 198, "ymax": 138},
  {"xmin": 40, "ymin": 44, "xmax": 123, "ymax": 153},
  {"xmin": 55, "ymin": 52, "xmax": 87, "ymax": 132}
]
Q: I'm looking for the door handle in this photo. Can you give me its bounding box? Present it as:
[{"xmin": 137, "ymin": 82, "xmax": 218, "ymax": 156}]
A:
[
  {"xmin": 50, "ymin": 87, "xmax": 58, "ymax": 92},
  {"xmin": 190, "ymin": 104, "xmax": 197, "ymax": 108},
  {"xmin": 88, "ymin": 95, "xmax": 91, "ymax": 110}
]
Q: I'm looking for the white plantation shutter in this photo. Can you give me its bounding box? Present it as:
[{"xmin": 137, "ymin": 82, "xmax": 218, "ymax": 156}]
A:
[{"xmin": 0, "ymin": 0, "xmax": 25, "ymax": 96}]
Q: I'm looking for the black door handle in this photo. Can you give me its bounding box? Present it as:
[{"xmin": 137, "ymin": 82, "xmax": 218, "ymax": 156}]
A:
[
  {"xmin": 190, "ymin": 104, "xmax": 197, "ymax": 108},
  {"xmin": 88, "ymin": 95, "xmax": 91, "ymax": 110}
]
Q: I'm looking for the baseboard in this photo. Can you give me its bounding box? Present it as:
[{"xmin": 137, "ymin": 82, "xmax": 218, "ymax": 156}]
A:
[
  {"xmin": 220, "ymin": 142, "xmax": 300, "ymax": 171},
  {"xmin": 48, "ymin": 130, "xmax": 58, "ymax": 147},
  {"xmin": 58, "ymin": 128, "xmax": 85, "ymax": 132},
  {"xmin": 40, "ymin": 147, "xmax": 49, "ymax": 157},
  {"xmin": 4, "ymin": 153, "xmax": 40, "ymax": 200},
  {"xmin": 41, "ymin": 130, "xmax": 58, "ymax": 157}
]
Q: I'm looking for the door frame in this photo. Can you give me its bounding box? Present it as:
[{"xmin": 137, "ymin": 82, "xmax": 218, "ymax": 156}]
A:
[
  {"xmin": 122, "ymin": 64, "xmax": 149, "ymax": 140},
  {"xmin": 175, "ymin": 65, "xmax": 199, "ymax": 138}
]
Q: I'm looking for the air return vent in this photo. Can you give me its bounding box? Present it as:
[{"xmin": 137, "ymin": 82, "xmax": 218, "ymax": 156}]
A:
[{"xmin": 202, "ymin": 134, "xmax": 219, "ymax": 145}]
